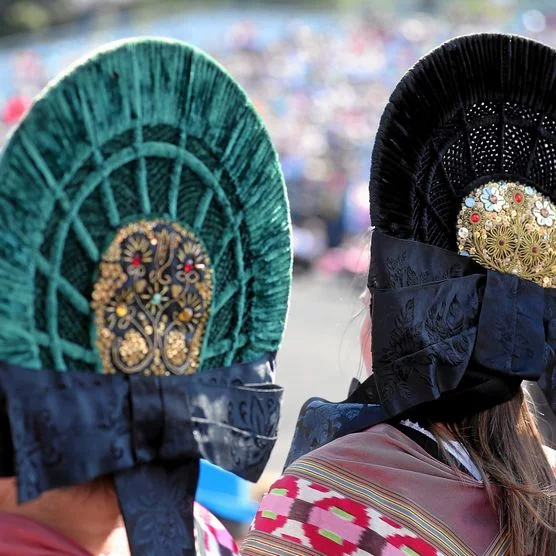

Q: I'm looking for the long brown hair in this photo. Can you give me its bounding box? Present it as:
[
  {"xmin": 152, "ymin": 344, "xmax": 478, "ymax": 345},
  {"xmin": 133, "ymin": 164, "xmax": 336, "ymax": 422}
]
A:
[{"xmin": 432, "ymin": 389, "xmax": 556, "ymax": 556}]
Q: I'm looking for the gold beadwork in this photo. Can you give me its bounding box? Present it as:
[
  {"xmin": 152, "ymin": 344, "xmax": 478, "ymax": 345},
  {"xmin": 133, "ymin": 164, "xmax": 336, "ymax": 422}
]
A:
[
  {"xmin": 166, "ymin": 330, "xmax": 188, "ymax": 366},
  {"xmin": 91, "ymin": 220, "xmax": 213, "ymax": 375},
  {"xmin": 119, "ymin": 330, "xmax": 149, "ymax": 367},
  {"xmin": 457, "ymin": 181, "xmax": 556, "ymax": 287},
  {"xmin": 115, "ymin": 304, "xmax": 128, "ymax": 318},
  {"xmin": 179, "ymin": 308, "xmax": 194, "ymax": 323}
]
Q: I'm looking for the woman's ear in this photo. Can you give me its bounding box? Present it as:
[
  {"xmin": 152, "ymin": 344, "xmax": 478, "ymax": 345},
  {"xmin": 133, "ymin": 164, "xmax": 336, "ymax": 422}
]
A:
[{"xmin": 359, "ymin": 289, "xmax": 373, "ymax": 376}]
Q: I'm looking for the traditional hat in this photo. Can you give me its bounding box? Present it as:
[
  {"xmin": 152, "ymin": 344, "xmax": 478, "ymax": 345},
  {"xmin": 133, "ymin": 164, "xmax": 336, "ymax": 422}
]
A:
[
  {"xmin": 370, "ymin": 33, "xmax": 556, "ymax": 252},
  {"xmin": 287, "ymin": 34, "xmax": 555, "ymax": 466},
  {"xmin": 0, "ymin": 38, "xmax": 291, "ymax": 555}
]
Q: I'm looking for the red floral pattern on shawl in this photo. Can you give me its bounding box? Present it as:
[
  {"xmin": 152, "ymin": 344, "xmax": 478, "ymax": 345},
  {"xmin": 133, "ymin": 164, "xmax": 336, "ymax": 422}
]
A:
[{"xmin": 242, "ymin": 424, "xmax": 531, "ymax": 555}]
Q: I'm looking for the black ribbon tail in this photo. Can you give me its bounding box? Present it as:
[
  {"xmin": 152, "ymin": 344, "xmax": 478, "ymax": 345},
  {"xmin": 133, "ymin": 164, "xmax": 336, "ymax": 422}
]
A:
[{"xmin": 114, "ymin": 460, "xmax": 200, "ymax": 556}]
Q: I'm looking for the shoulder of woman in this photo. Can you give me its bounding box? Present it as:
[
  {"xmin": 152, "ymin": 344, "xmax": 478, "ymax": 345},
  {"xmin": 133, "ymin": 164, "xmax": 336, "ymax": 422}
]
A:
[
  {"xmin": 242, "ymin": 464, "xmax": 446, "ymax": 556},
  {"xmin": 292, "ymin": 422, "xmax": 432, "ymax": 467}
]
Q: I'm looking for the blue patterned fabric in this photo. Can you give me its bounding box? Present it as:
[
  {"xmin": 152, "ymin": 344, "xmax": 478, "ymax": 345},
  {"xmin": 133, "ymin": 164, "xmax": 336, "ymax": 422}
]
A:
[
  {"xmin": 115, "ymin": 461, "xmax": 199, "ymax": 555},
  {"xmin": 0, "ymin": 354, "xmax": 281, "ymax": 555},
  {"xmin": 285, "ymin": 399, "xmax": 385, "ymax": 468},
  {"xmin": 286, "ymin": 231, "xmax": 555, "ymax": 466}
]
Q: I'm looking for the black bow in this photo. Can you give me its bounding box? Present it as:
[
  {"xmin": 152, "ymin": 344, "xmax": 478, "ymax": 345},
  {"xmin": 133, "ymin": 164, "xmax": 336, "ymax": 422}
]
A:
[
  {"xmin": 369, "ymin": 231, "xmax": 554, "ymax": 418},
  {"xmin": 285, "ymin": 232, "xmax": 555, "ymax": 468},
  {"xmin": 0, "ymin": 355, "xmax": 282, "ymax": 555}
]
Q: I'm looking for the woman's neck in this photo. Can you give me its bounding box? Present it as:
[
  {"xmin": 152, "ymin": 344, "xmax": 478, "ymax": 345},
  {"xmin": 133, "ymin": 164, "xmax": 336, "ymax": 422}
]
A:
[{"xmin": 0, "ymin": 478, "xmax": 129, "ymax": 555}]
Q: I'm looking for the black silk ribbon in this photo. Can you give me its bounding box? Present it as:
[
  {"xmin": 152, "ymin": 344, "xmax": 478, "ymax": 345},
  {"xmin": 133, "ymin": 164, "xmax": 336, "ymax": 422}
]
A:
[
  {"xmin": 0, "ymin": 354, "xmax": 282, "ymax": 555},
  {"xmin": 286, "ymin": 231, "xmax": 555, "ymax": 468}
]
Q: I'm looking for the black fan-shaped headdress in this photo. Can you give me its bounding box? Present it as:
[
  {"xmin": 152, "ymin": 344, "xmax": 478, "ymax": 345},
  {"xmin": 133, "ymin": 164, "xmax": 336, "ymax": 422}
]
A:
[
  {"xmin": 285, "ymin": 34, "xmax": 556, "ymax": 469},
  {"xmin": 370, "ymin": 33, "xmax": 556, "ymax": 248},
  {"xmin": 366, "ymin": 33, "xmax": 556, "ymax": 427}
]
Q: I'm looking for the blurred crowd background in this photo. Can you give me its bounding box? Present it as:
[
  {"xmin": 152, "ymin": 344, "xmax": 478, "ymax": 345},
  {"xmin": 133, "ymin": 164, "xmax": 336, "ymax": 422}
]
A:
[
  {"xmin": 1, "ymin": 0, "xmax": 554, "ymax": 538},
  {"xmin": 2, "ymin": 0, "xmax": 555, "ymax": 276}
]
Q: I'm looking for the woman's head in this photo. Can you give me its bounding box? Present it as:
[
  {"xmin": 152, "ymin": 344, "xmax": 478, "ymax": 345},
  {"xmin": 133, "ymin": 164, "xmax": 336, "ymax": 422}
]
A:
[
  {"xmin": 365, "ymin": 33, "xmax": 556, "ymax": 429},
  {"xmin": 364, "ymin": 34, "xmax": 556, "ymax": 553}
]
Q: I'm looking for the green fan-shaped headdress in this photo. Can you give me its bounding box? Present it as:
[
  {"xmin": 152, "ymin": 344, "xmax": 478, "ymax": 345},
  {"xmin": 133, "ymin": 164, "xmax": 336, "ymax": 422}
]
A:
[{"xmin": 0, "ymin": 38, "xmax": 291, "ymax": 376}]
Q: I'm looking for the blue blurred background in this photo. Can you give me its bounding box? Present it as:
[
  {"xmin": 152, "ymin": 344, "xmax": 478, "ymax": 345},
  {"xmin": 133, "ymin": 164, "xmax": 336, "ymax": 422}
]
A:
[{"xmin": 1, "ymin": 0, "xmax": 554, "ymax": 536}]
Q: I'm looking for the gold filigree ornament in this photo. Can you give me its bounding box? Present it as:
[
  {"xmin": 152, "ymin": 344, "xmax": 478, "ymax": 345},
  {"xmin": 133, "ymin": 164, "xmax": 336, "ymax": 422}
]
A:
[
  {"xmin": 457, "ymin": 180, "xmax": 556, "ymax": 287},
  {"xmin": 91, "ymin": 220, "xmax": 213, "ymax": 375}
]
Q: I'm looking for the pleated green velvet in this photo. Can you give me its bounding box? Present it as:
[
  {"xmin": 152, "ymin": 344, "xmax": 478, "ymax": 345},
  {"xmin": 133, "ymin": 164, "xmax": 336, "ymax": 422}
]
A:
[{"xmin": 0, "ymin": 38, "xmax": 292, "ymax": 373}]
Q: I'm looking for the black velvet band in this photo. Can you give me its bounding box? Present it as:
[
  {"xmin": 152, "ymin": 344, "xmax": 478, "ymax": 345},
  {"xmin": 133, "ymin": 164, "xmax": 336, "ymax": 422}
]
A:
[{"xmin": 0, "ymin": 354, "xmax": 282, "ymax": 555}]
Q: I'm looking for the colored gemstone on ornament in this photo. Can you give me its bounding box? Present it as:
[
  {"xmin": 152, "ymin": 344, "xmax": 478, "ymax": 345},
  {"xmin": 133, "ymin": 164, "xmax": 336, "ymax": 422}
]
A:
[
  {"xmin": 132, "ymin": 255, "xmax": 142, "ymax": 267},
  {"xmin": 465, "ymin": 198, "xmax": 475, "ymax": 208},
  {"xmin": 184, "ymin": 259, "xmax": 195, "ymax": 273},
  {"xmin": 470, "ymin": 213, "xmax": 481, "ymax": 224},
  {"xmin": 116, "ymin": 304, "xmax": 128, "ymax": 317},
  {"xmin": 532, "ymin": 245, "xmax": 539, "ymax": 254},
  {"xmin": 151, "ymin": 293, "xmax": 162, "ymax": 305},
  {"xmin": 179, "ymin": 307, "xmax": 194, "ymax": 322},
  {"xmin": 541, "ymin": 208, "xmax": 549, "ymax": 217},
  {"xmin": 514, "ymin": 192, "xmax": 523, "ymax": 203}
]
